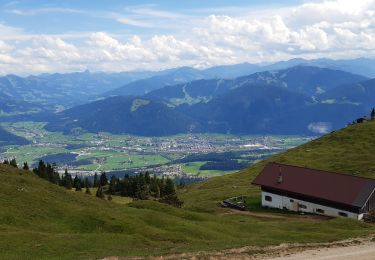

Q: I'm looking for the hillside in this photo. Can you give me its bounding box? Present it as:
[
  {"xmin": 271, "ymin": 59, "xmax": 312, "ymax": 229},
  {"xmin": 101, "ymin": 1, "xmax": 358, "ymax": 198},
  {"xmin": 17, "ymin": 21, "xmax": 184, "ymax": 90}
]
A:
[
  {"xmin": 0, "ymin": 127, "xmax": 30, "ymax": 145},
  {"xmin": 181, "ymin": 120, "xmax": 375, "ymax": 211},
  {"xmin": 1, "ymin": 121, "xmax": 375, "ymax": 259},
  {"xmin": 104, "ymin": 67, "xmax": 206, "ymax": 97},
  {"xmin": 45, "ymin": 96, "xmax": 200, "ymax": 136},
  {"xmin": 146, "ymin": 66, "xmax": 367, "ymax": 107},
  {"xmin": 179, "ymin": 83, "xmax": 366, "ymax": 135},
  {"xmin": 319, "ymin": 78, "xmax": 375, "ymax": 110}
]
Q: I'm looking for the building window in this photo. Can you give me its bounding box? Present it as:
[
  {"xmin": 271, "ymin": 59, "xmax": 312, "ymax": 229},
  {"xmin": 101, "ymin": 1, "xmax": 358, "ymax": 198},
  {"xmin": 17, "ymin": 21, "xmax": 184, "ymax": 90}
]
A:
[
  {"xmin": 290, "ymin": 199, "xmax": 294, "ymax": 202},
  {"xmin": 265, "ymin": 195, "xmax": 272, "ymax": 202},
  {"xmin": 316, "ymin": 208, "xmax": 325, "ymax": 214},
  {"xmin": 338, "ymin": 212, "xmax": 348, "ymax": 217},
  {"xmin": 299, "ymin": 204, "xmax": 307, "ymax": 209}
]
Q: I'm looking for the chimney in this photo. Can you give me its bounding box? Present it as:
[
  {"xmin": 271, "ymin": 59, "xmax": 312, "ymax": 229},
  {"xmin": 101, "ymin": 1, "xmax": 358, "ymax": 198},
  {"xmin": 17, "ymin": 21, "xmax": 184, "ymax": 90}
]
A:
[{"xmin": 277, "ymin": 165, "xmax": 283, "ymax": 184}]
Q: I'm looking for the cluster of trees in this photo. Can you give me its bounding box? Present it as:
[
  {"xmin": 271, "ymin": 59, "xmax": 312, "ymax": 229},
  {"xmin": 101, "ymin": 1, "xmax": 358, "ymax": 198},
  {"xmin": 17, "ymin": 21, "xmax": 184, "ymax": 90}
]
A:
[
  {"xmin": 2, "ymin": 159, "xmax": 182, "ymax": 207},
  {"xmin": 106, "ymin": 172, "xmax": 183, "ymax": 207},
  {"xmin": 199, "ymin": 160, "xmax": 248, "ymax": 171},
  {"xmin": 2, "ymin": 158, "xmax": 28, "ymax": 170},
  {"xmin": 32, "ymin": 161, "xmax": 111, "ymax": 199}
]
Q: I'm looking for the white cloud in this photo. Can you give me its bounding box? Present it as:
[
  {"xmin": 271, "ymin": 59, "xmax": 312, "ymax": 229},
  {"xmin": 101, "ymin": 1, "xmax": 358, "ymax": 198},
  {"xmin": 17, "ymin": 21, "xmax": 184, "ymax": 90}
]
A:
[
  {"xmin": 1, "ymin": 0, "xmax": 375, "ymax": 75},
  {"xmin": 308, "ymin": 122, "xmax": 332, "ymax": 134}
]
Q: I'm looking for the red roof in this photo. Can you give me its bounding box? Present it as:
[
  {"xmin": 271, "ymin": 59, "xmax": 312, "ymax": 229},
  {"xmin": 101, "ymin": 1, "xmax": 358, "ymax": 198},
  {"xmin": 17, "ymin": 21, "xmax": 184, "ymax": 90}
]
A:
[{"xmin": 252, "ymin": 163, "xmax": 375, "ymax": 208}]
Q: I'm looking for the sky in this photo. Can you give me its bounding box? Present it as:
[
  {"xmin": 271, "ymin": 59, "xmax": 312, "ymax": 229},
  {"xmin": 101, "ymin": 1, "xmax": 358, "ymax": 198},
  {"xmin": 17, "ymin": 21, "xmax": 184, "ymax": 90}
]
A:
[{"xmin": 0, "ymin": 0, "xmax": 375, "ymax": 75}]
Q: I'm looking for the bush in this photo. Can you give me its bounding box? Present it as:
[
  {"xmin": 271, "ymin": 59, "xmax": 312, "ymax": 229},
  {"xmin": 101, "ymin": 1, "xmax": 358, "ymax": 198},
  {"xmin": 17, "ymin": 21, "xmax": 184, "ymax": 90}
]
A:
[{"xmin": 159, "ymin": 194, "xmax": 184, "ymax": 208}]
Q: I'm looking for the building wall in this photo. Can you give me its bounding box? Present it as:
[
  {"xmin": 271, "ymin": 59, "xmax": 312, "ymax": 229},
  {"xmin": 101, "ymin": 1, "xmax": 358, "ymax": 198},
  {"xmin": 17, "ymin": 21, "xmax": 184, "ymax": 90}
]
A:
[
  {"xmin": 362, "ymin": 188, "xmax": 375, "ymax": 213},
  {"xmin": 261, "ymin": 191, "xmax": 363, "ymax": 220}
]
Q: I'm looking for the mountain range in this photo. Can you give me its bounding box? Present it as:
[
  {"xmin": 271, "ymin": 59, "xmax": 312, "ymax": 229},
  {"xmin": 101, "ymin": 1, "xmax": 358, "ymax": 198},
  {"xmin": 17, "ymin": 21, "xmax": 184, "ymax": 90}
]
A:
[
  {"xmin": 0, "ymin": 70, "xmax": 159, "ymax": 110},
  {"xmin": 2, "ymin": 57, "xmax": 375, "ymax": 113},
  {"xmin": 46, "ymin": 65, "xmax": 373, "ymax": 136}
]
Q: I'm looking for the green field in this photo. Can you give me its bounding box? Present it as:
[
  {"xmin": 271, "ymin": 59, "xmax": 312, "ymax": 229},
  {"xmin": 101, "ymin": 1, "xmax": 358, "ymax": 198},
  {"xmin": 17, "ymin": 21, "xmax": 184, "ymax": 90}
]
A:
[
  {"xmin": 182, "ymin": 162, "xmax": 237, "ymax": 177},
  {"xmin": 1, "ymin": 121, "xmax": 375, "ymax": 259},
  {"xmin": 76, "ymin": 150, "xmax": 169, "ymax": 171},
  {"xmin": 0, "ymin": 121, "xmax": 308, "ymax": 176}
]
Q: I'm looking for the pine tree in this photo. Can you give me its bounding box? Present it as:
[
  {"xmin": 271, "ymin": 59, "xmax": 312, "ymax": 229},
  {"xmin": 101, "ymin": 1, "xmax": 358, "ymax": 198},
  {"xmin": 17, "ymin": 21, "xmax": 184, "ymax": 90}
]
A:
[
  {"xmin": 75, "ymin": 181, "xmax": 82, "ymax": 191},
  {"xmin": 371, "ymin": 108, "xmax": 375, "ymax": 120},
  {"xmin": 46, "ymin": 163, "xmax": 54, "ymax": 182},
  {"xmin": 108, "ymin": 176, "xmax": 118, "ymax": 194},
  {"xmin": 85, "ymin": 180, "xmax": 91, "ymax": 195},
  {"xmin": 164, "ymin": 178, "xmax": 176, "ymax": 196},
  {"xmin": 73, "ymin": 175, "xmax": 80, "ymax": 189},
  {"xmin": 3, "ymin": 159, "xmax": 9, "ymax": 165},
  {"xmin": 63, "ymin": 169, "xmax": 73, "ymax": 189},
  {"xmin": 9, "ymin": 158, "xmax": 17, "ymax": 168},
  {"xmin": 99, "ymin": 172, "xmax": 108, "ymax": 186},
  {"xmin": 93, "ymin": 173, "xmax": 99, "ymax": 187},
  {"xmin": 96, "ymin": 186, "xmax": 105, "ymax": 199},
  {"xmin": 84, "ymin": 177, "xmax": 92, "ymax": 188},
  {"xmin": 120, "ymin": 175, "xmax": 131, "ymax": 197},
  {"xmin": 145, "ymin": 171, "xmax": 151, "ymax": 184},
  {"xmin": 22, "ymin": 162, "xmax": 29, "ymax": 171},
  {"xmin": 37, "ymin": 160, "xmax": 47, "ymax": 179}
]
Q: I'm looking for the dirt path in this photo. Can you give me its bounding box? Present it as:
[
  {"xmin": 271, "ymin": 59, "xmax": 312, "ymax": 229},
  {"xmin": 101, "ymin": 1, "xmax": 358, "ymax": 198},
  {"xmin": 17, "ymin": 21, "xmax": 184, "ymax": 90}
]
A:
[
  {"xmin": 104, "ymin": 237, "xmax": 375, "ymax": 260},
  {"xmin": 267, "ymin": 240, "xmax": 375, "ymax": 260}
]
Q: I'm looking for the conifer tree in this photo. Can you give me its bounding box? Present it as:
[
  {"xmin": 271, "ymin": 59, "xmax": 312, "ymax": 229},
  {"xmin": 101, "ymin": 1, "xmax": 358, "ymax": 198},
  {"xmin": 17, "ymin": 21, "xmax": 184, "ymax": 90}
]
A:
[
  {"xmin": 99, "ymin": 172, "xmax": 108, "ymax": 186},
  {"xmin": 9, "ymin": 158, "xmax": 17, "ymax": 168},
  {"xmin": 120, "ymin": 175, "xmax": 131, "ymax": 197},
  {"xmin": 108, "ymin": 175, "xmax": 118, "ymax": 194},
  {"xmin": 37, "ymin": 160, "xmax": 47, "ymax": 179},
  {"xmin": 75, "ymin": 181, "xmax": 82, "ymax": 191},
  {"xmin": 46, "ymin": 163, "xmax": 54, "ymax": 182},
  {"xmin": 145, "ymin": 171, "xmax": 151, "ymax": 184},
  {"xmin": 3, "ymin": 159, "xmax": 9, "ymax": 165},
  {"xmin": 164, "ymin": 178, "xmax": 176, "ymax": 196},
  {"xmin": 63, "ymin": 169, "xmax": 73, "ymax": 189},
  {"xmin": 22, "ymin": 162, "xmax": 29, "ymax": 171},
  {"xmin": 371, "ymin": 108, "xmax": 375, "ymax": 120},
  {"xmin": 84, "ymin": 177, "xmax": 92, "ymax": 188},
  {"xmin": 73, "ymin": 175, "xmax": 80, "ymax": 189},
  {"xmin": 96, "ymin": 186, "xmax": 105, "ymax": 199},
  {"xmin": 93, "ymin": 173, "xmax": 99, "ymax": 187}
]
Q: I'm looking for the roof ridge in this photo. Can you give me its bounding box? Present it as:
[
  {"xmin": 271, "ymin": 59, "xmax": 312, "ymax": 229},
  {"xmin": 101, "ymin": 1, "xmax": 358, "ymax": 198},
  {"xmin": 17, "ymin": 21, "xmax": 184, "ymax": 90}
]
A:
[{"xmin": 269, "ymin": 162, "xmax": 375, "ymax": 182}]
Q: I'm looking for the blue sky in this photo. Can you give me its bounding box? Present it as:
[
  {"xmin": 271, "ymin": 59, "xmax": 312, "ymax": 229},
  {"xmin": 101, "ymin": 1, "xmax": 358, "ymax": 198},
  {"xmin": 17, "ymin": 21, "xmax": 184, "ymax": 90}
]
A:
[
  {"xmin": 1, "ymin": 0, "xmax": 302, "ymax": 35},
  {"xmin": 0, "ymin": 0, "xmax": 374, "ymax": 75}
]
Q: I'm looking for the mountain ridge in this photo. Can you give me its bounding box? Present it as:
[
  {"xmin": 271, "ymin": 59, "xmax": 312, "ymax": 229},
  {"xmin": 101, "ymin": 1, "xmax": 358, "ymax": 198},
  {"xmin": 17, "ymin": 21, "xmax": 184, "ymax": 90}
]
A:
[{"xmin": 46, "ymin": 66, "xmax": 370, "ymax": 136}]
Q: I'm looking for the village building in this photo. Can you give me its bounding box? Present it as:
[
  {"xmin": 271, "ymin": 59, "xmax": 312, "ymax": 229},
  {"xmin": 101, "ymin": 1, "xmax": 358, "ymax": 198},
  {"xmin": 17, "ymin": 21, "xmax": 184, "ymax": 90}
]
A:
[{"xmin": 252, "ymin": 163, "xmax": 375, "ymax": 220}]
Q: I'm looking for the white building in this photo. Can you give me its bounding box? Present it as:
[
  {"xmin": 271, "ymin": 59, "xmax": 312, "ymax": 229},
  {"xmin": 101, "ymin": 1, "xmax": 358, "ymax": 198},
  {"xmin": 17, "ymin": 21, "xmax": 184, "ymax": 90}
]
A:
[{"xmin": 252, "ymin": 163, "xmax": 375, "ymax": 220}]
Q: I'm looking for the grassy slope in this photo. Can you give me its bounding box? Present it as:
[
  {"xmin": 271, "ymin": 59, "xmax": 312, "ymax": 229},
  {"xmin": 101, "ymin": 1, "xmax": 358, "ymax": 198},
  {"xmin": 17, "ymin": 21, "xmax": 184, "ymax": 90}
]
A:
[
  {"xmin": 1, "ymin": 122, "xmax": 375, "ymax": 259},
  {"xmin": 181, "ymin": 121, "xmax": 375, "ymax": 211}
]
